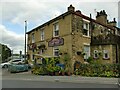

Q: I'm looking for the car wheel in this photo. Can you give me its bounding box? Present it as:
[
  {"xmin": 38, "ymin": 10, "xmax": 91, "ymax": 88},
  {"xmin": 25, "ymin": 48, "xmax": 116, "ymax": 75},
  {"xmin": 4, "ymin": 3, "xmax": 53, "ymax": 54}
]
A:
[{"xmin": 3, "ymin": 65, "xmax": 8, "ymax": 68}]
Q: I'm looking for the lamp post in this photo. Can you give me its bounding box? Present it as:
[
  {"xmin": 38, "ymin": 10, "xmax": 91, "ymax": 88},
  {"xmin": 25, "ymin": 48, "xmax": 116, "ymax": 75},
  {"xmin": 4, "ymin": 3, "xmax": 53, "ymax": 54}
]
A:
[
  {"xmin": 11, "ymin": 50, "xmax": 13, "ymax": 60},
  {"xmin": 25, "ymin": 20, "xmax": 27, "ymax": 61}
]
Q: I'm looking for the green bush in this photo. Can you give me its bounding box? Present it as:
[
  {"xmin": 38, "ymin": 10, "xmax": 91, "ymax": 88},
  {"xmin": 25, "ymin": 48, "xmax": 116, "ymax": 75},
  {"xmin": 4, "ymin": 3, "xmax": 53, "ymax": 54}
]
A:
[
  {"xmin": 74, "ymin": 63, "xmax": 120, "ymax": 78},
  {"xmin": 87, "ymin": 57, "xmax": 93, "ymax": 63},
  {"xmin": 54, "ymin": 66, "xmax": 61, "ymax": 72},
  {"xmin": 46, "ymin": 64, "xmax": 54, "ymax": 73},
  {"xmin": 31, "ymin": 65, "xmax": 47, "ymax": 75}
]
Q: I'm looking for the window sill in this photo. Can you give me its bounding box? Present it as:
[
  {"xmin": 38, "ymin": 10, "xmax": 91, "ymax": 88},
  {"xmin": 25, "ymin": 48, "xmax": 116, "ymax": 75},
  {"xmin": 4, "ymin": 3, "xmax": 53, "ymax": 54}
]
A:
[
  {"xmin": 93, "ymin": 57, "xmax": 99, "ymax": 59},
  {"xmin": 83, "ymin": 35, "xmax": 91, "ymax": 38},
  {"xmin": 41, "ymin": 39, "xmax": 45, "ymax": 41},
  {"xmin": 31, "ymin": 60, "xmax": 34, "ymax": 61},
  {"xmin": 53, "ymin": 36, "xmax": 59, "ymax": 38},
  {"xmin": 40, "ymin": 40, "xmax": 45, "ymax": 42},
  {"xmin": 103, "ymin": 58, "xmax": 110, "ymax": 60}
]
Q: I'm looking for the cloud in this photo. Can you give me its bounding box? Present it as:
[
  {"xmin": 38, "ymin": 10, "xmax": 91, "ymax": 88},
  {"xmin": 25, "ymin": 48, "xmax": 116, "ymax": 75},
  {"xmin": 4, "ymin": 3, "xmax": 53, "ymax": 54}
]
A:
[
  {"xmin": 1, "ymin": 0, "xmax": 119, "ymax": 26},
  {"xmin": 1, "ymin": 1, "xmax": 66, "ymax": 26},
  {"xmin": 0, "ymin": 24, "xmax": 24, "ymax": 54},
  {"xmin": 0, "ymin": 0, "xmax": 120, "ymax": 55}
]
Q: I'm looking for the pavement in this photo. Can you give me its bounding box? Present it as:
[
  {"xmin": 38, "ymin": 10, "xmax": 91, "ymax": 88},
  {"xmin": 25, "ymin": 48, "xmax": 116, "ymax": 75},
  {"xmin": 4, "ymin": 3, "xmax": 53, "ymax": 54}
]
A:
[{"xmin": 1, "ymin": 69, "xmax": 119, "ymax": 85}]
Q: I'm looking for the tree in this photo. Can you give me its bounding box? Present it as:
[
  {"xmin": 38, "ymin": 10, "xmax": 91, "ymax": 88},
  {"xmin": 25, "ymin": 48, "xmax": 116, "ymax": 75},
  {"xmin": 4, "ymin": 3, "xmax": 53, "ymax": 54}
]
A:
[{"xmin": 0, "ymin": 43, "xmax": 11, "ymax": 63}]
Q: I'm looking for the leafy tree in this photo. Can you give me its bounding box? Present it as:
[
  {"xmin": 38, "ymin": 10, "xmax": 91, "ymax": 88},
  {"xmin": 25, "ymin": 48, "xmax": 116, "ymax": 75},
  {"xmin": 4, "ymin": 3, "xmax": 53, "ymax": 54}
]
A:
[{"xmin": 0, "ymin": 43, "xmax": 11, "ymax": 63}]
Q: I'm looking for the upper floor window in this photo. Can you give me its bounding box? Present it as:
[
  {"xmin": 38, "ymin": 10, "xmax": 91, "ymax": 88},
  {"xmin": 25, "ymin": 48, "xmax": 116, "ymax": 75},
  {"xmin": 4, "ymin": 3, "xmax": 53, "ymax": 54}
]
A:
[
  {"xmin": 83, "ymin": 21, "xmax": 90, "ymax": 36},
  {"xmin": 115, "ymin": 29, "xmax": 118, "ymax": 35},
  {"xmin": 100, "ymin": 28, "xmax": 104, "ymax": 34},
  {"xmin": 41, "ymin": 29, "xmax": 44, "ymax": 41},
  {"xmin": 103, "ymin": 50, "xmax": 109, "ymax": 60},
  {"xmin": 117, "ymin": 30, "xmax": 120, "ymax": 36},
  {"xmin": 32, "ymin": 33, "xmax": 35, "ymax": 43},
  {"xmin": 106, "ymin": 29, "xmax": 111, "ymax": 35},
  {"xmin": 39, "ymin": 49, "xmax": 44, "ymax": 55},
  {"xmin": 28, "ymin": 35, "xmax": 30, "ymax": 41},
  {"xmin": 115, "ymin": 28, "xmax": 120, "ymax": 36},
  {"xmin": 99, "ymin": 26, "xmax": 104, "ymax": 34},
  {"xmin": 53, "ymin": 22, "xmax": 59, "ymax": 37}
]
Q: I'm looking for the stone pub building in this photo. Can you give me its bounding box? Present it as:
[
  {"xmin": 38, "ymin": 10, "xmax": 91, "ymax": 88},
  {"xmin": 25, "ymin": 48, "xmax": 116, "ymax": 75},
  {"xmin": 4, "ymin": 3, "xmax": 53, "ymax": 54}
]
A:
[{"xmin": 27, "ymin": 5, "xmax": 120, "ymax": 71}]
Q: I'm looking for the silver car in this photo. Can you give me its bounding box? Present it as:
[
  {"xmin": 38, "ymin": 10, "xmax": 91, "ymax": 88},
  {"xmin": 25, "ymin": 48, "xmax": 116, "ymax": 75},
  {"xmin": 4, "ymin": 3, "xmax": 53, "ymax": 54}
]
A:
[
  {"xmin": 1, "ymin": 59, "xmax": 24, "ymax": 68},
  {"xmin": 118, "ymin": 78, "xmax": 120, "ymax": 86}
]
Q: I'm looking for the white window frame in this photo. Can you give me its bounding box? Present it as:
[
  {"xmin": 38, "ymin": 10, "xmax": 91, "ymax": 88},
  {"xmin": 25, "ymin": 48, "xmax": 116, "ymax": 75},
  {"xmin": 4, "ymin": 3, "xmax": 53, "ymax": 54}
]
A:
[
  {"xmin": 103, "ymin": 50, "xmax": 109, "ymax": 59},
  {"xmin": 115, "ymin": 29, "xmax": 118, "ymax": 35},
  {"xmin": 39, "ymin": 49, "xmax": 44, "ymax": 55},
  {"xmin": 53, "ymin": 47, "xmax": 59, "ymax": 57},
  {"xmin": 93, "ymin": 50, "xmax": 99, "ymax": 59},
  {"xmin": 100, "ymin": 27, "xmax": 104, "ymax": 34},
  {"xmin": 106, "ymin": 29, "xmax": 111, "ymax": 35},
  {"xmin": 83, "ymin": 19, "xmax": 90, "ymax": 37},
  {"xmin": 32, "ymin": 33, "xmax": 35, "ymax": 43},
  {"xmin": 117, "ymin": 30, "xmax": 120, "ymax": 36},
  {"xmin": 53, "ymin": 22, "xmax": 59, "ymax": 37},
  {"xmin": 31, "ymin": 54, "xmax": 35, "ymax": 61},
  {"xmin": 83, "ymin": 45, "xmax": 90, "ymax": 60},
  {"xmin": 41, "ymin": 29, "xmax": 44, "ymax": 41}
]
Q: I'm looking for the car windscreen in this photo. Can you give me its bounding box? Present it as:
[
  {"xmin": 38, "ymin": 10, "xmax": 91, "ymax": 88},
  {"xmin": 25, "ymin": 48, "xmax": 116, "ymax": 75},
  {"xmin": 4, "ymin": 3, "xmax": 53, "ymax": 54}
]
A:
[{"xmin": 12, "ymin": 60, "xmax": 21, "ymax": 62}]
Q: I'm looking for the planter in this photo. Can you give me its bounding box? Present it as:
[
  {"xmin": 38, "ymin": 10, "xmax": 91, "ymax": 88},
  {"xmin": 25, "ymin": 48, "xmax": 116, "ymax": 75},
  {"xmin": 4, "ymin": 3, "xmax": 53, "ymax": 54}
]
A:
[
  {"xmin": 68, "ymin": 72, "xmax": 71, "ymax": 76},
  {"xmin": 67, "ymin": 72, "xmax": 71, "ymax": 76},
  {"xmin": 55, "ymin": 72, "xmax": 59, "ymax": 76},
  {"xmin": 61, "ymin": 72, "xmax": 65, "ymax": 76},
  {"xmin": 48, "ymin": 72, "xmax": 55, "ymax": 76}
]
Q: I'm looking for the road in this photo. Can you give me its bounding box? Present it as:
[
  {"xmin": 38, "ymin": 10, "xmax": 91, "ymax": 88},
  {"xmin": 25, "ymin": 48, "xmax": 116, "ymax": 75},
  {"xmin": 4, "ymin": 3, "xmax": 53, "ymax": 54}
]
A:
[
  {"xmin": 2, "ymin": 79, "xmax": 119, "ymax": 88},
  {"xmin": 1, "ymin": 68, "xmax": 120, "ymax": 89}
]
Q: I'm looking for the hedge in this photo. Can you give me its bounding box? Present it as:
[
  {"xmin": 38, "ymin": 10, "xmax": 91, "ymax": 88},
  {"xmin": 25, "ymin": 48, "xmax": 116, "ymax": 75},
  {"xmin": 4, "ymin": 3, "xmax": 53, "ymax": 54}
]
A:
[{"xmin": 74, "ymin": 63, "xmax": 120, "ymax": 78}]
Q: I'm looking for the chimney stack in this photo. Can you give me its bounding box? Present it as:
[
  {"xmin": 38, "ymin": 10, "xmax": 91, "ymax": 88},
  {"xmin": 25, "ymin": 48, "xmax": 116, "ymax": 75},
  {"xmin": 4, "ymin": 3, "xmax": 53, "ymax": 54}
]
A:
[
  {"xmin": 68, "ymin": 4, "xmax": 75, "ymax": 12},
  {"xmin": 96, "ymin": 10, "xmax": 107, "ymax": 24}
]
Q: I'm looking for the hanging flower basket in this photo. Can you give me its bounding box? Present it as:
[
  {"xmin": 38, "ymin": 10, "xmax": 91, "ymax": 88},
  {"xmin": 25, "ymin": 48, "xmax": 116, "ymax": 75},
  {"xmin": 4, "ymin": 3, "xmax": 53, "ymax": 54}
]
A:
[
  {"xmin": 82, "ymin": 52, "xmax": 86, "ymax": 55},
  {"xmin": 38, "ymin": 44, "xmax": 46, "ymax": 49}
]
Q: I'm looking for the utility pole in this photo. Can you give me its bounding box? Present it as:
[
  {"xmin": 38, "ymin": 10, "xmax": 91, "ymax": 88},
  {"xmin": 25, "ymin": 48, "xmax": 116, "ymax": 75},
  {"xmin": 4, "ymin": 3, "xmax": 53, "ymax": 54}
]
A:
[
  {"xmin": 25, "ymin": 20, "xmax": 27, "ymax": 61},
  {"xmin": 11, "ymin": 50, "xmax": 13, "ymax": 60},
  {"xmin": 20, "ymin": 51, "xmax": 22, "ymax": 60}
]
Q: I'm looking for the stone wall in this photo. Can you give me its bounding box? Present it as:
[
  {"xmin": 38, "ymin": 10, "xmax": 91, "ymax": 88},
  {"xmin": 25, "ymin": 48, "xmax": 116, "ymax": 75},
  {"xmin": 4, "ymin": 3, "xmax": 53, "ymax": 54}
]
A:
[{"xmin": 91, "ymin": 45, "xmax": 117, "ymax": 64}]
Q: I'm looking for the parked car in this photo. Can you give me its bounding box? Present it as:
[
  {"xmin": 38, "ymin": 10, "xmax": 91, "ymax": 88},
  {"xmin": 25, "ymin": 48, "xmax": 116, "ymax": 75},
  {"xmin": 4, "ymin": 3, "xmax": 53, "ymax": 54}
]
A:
[
  {"xmin": 28, "ymin": 63, "xmax": 34, "ymax": 69},
  {"xmin": 8, "ymin": 63, "xmax": 29, "ymax": 73},
  {"xmin": 118, "ymin": 78, "xmax": 120, "ymax": 86},
  {"xmin": 1, "ymin": 59, "xmax": 24, "ymax": 68}
]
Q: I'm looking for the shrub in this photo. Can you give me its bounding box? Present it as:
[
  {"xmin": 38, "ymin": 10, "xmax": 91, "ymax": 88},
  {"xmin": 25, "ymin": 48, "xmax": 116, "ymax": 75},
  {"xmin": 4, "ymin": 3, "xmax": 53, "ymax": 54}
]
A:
[
  {"xmin": 87, "ymin": 57, "xmax": 93, "ymax": 63},
  {"xmin": 76, "ymin": 63, "xmax": 120, "ymax": 78},
  {"xmin": 54, "ymin": 66, "xmax": 61, "ymax": 72},
  {"xmin": 74, "ymin": 69, "xmax": 80, "ymax": 75},
  {"xmin": 31, "ymin": 65, "xmax": 47, "ymax": 75}
]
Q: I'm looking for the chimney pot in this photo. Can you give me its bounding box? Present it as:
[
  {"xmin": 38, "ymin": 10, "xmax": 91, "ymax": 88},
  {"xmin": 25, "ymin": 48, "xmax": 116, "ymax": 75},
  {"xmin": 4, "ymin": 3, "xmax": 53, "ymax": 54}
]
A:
[
  {"xmin": 76, "ymin": 10, "xmax": 81, "ymax": 14},
  {"xmin": 68, "ymin": 4, "xmax": 75, "ymax": 12}
]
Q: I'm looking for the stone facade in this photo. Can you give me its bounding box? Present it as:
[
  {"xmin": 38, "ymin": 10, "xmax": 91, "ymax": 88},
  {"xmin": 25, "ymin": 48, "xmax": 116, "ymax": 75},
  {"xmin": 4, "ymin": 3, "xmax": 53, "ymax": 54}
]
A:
[{"xmin": 27, "ymin": 5, "xmax": 120, "ymax": 71}]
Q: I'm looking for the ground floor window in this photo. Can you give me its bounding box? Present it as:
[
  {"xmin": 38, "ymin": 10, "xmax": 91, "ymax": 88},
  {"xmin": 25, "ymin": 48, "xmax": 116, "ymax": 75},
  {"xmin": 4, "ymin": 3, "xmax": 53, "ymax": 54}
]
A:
[
  {"xmin": 53, "ymin": 47, "xmax": 59, "ymax": 56},
  {"xmin": 103, "ymin": 50, "xmax": 109, "ymax": 59},
  {"xmin": 94, "ymin": 50, "xmax": 99, "ymax": 59},
  {"xmin": 39, "ymin": 49, "xmax": 44, "ymax": 54},
  {"xmin": 83, "ymin": 45, "xmax": 90, "ymax": 61},
  {"xmin": 31, "ymin": 54, "xmax": 35, "ymax": 61}
]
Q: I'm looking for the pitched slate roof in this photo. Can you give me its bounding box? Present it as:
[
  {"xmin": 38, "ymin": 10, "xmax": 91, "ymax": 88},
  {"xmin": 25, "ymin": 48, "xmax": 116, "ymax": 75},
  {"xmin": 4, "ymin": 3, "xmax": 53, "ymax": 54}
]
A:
[{"xmin": 27, "ymin": 8, "xmax": 116, "ymax": 34}]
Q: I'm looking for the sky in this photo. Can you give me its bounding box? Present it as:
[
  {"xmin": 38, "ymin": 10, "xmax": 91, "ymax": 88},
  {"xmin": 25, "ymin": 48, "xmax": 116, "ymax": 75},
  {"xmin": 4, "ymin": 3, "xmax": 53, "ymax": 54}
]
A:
[{"xmin": 0, "ymin": 0, "xmax": 120, "ymax": 54}]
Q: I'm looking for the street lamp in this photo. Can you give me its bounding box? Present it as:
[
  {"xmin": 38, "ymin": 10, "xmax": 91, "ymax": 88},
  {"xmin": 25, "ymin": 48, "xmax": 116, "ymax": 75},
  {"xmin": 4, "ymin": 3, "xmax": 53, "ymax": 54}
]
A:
[
  {"xmin": 25, "ymin": 20, "xmax": 27, "ymax": 61},
  {"xmin": 11, "ymin": 50, "xmax": 13, "ymax": 60}
]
